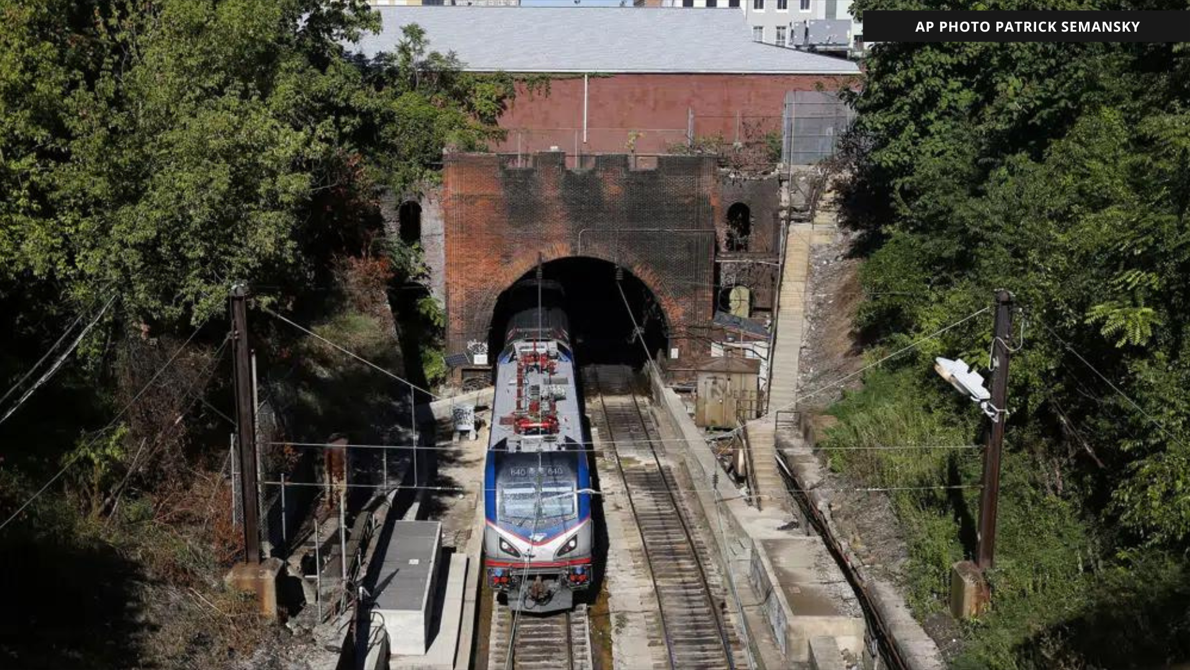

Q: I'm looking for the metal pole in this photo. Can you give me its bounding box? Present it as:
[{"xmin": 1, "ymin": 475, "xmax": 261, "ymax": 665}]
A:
[
  {"xmin": 252, "ymin": 351, "xmax": 264, "ymax": 554},
  {"xmin": 977, "ymin": 289, "xmax": 1013, "ymax": 570},
  {"xmin": 355, "ymin": 586, "xmax": 370, "ymax": 670},
  {"xmin": 340, "ymin": 489, "xmax": 348, "ymax": 585},
  {"xmin": 583, "ymin": 73, "xmax": 589, "ymax": 144},
  {"xmin": 231, "ymin": 285, "xmax": 261, "ymax": 564},
  {"xmin": 314, "ymin": 527, "xmax": 323, "ymax": 622},
  {"xmin": 229, "ymin": 433, "xmax": 237, "ymax": 528},
  {"xmin": 410, "ymin": 385, "xmax": 418, "ymax": 488},
  {"xmin": 280, "ymin": 472, "xmax": 287, "ymax": 547}
]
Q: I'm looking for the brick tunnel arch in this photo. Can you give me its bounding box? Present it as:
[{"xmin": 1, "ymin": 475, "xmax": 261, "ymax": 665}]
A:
[{"xmin": 486, "ymin": 256, "xmax": 673, "ymax": 368}]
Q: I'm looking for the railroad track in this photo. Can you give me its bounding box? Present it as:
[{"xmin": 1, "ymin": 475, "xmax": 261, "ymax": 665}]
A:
[
  {"xmin": 588, "ymin": 366, "xmax": 741, "ymax": 670},
  {"xmin": 487, "ymin": 600, "xmax": 593, "ymax": 670}
]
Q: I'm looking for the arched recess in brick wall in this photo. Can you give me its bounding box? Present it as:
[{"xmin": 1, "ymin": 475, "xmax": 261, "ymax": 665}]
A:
[
  {"xmin": 485, "ymin": 256, "xmax": 672, "ymax": 368},
  {"xmin": 726, "ymin": 202, "xmax": 752, "ymax": 252}
]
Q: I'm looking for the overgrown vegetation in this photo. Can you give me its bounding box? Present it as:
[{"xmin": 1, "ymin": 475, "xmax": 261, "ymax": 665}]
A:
[
  {"xmin": 0, "ymin": 1, "xmax": 509, "ymax": 666},
  {"xmin": 668, "ymin": 125, "xmax": 785, "ymax": 172},
  {"xmin": 827, "ymin": 2, "xmax": 1190, "ymax": 667}
]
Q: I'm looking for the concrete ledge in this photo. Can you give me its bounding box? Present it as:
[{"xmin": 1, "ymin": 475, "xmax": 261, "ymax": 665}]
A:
[
  {"xmin": 420, "ymin": 387, "xmax": 495, "ymax": 424},
  {"xmin": 810, "ymin": 636, "xmax": 847, "ymax": 670},
  {"xmin": 649, "ymin": 368, "xmax": 865, "ymax": 664},
  {"xmin": 779, "ymin": 427, "xmax": 946, "ymax": 670}
]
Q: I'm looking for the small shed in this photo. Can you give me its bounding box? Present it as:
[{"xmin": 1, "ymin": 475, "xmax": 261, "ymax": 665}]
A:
[{"xmin": 694, "ymin": 357, "xmax": 762, "ymax": 429}]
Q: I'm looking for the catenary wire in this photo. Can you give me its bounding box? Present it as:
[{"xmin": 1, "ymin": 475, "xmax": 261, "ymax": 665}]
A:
[
  {"xmin": 263, "ymin": 440, "xmax": 982, "ymax": 453},
  {"xmin": 256, "ymin": 480, "xmax": 984, "ymax": 495}
]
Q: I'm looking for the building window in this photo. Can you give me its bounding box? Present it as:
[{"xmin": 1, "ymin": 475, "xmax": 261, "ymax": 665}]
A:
[
  {"xmin": 682, "ymin": 0, "xmax": 694, "ymax": 6},
  {"xmin": 707, "ymin": 0, "xmax": 717, "ymax": 6},
  {"xmin": 753, "ymin": 0, "xmax": 764, "ymax": 10},
  {"xmin": 799, "ymin": 0, "xmax": 809, "ymax": 9},
  {"xmin": 729, "ymin": 0, "xmax": 740, "ymax": 6},
  {"xmin": 775, "ymin": 26, "xmax": 787, "ymax": 46},
  {"xmin": 777, "ymin": 0, "xmax": 787, "ymax": 8},
  {"xmin": 752, "ymin": 26, "xmax": 764, "ymax": 41}
]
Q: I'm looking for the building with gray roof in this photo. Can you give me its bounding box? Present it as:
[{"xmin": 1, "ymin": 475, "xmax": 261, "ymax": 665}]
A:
[
  {"xmin": 349, "ymin": 7, "xmax": 858, "ymax": 74},
  {"xmin": 349, "ymin": 6, "xmax": 858, "ymax": 156}
]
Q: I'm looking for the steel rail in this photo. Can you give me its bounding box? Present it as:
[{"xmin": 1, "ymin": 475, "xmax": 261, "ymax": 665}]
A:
[{"xmin": 592, "ymin": 367, "xmax": 736, "ymax": 670}]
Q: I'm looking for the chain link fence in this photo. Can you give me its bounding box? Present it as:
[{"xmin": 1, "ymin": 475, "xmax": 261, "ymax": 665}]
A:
[
  {"xmin": 781, "ymin": 90, "xmax": 854, "ymax": 166},
  {"xmin": 499, "ymin": 93, "xmax": 853, "ymax": 170}
]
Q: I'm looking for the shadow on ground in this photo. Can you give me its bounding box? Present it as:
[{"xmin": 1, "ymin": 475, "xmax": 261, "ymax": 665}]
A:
[{"xmin": 0, "ymin": 529, "xmax": 149, "ymax": 669}]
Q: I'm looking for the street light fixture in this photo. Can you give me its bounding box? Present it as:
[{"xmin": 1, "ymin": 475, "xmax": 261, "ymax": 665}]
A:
[{"xmin": 934, "ymin": 357, "xmax": 1001, "ymax": 420}]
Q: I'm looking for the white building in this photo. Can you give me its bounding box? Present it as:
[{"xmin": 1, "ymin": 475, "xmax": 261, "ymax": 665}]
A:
[{"xmin": 659, "ymin": 0, "xmax": 861, "ymax": 55}]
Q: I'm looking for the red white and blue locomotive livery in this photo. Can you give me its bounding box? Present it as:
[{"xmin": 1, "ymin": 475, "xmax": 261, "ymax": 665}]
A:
[{"xmin": 484, "ymin": 280, "xmax": 593, "ymax": 612}]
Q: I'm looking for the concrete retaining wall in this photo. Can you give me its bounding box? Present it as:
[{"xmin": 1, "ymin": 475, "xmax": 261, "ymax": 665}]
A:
[
  {"xmin": 649, "ymin": 367, "xmax": 866, "ymax": 665},
  {"xmin": 780, "ymin": 423, "xmax": 946, "ymax": 670}
]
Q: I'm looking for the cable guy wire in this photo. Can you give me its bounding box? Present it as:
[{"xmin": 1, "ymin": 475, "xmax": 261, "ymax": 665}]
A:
[
  {"xmin": 0, "ymin": 294, "xmax": 118, "ymax": 428},
  {"xmin": 0, "ymin": 320, "xmax": 208, "ymax": 533},
  {"xmin": 1039, "ymin": 319, "xmax": 1188, "ymax": 451},
  {"xmin": 261, "ymin": 305, "xmax": 440, "ymax": 400}
]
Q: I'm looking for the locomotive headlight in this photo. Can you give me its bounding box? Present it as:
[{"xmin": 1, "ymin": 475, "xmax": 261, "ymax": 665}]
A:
[
  {"xmin": 556, "ymin": 534, "xmax": 579, "ymax": 557},
  {"xmin": 499, "ymin": 537, "xmax": 521, "ymax": 558}
]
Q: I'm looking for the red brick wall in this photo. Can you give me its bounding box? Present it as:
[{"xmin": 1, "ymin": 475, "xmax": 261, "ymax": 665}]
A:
[
  {"xmin": 496, "ymin": 73, "xmax": 855, "ymax": 155},
  {"xmin": 442, "ymin": 151, "xmax": 721, "ymax": 368}
]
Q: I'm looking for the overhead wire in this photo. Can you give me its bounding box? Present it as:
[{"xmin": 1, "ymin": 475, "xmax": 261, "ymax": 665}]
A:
[
  {"xmin": 0, "ymin": 294, "xmax": 119, "ymax": 427},
  {"xmin": 1038, "ymin": 318, "xmax": 1189, "ymax": 451},
  {"xmin": 0, "ymin": 302, "xmax": 93, "ymax": 407},
  {"xmin": 0, "ymin": 320, "xmax": 209, "ymax": 533},
  {"xmin": 104, "ymin": 333, "xmax": 233, "ymax": 523},
  {"xmin": 260, "ymin": 305, "xmax": 440, "ymax": 401}
]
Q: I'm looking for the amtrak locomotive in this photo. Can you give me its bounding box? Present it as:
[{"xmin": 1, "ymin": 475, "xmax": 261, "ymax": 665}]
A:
[{"xmin": 483, "ymin": 280, "xmax": 594, "ymax": 612}]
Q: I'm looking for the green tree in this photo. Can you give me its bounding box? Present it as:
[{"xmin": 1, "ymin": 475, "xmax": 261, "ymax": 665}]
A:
[{"xmin": 834, "ymin": 1, "xmax": 1190, "ymax": 665}]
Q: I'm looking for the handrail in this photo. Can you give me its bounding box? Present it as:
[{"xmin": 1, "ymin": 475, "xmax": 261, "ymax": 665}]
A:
[{"xmin": 740, "ymin": 423, "xmax": 762, "ymax": 511}]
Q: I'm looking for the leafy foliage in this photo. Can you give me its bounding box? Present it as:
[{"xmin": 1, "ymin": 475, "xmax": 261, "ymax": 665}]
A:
[
  {"xmin": 833, "ymin": 1, "xmax": 1190, "ymax": 665},
  {"xmin": 0, "ymin": 2, "xmax": 512, "ymax": 665},
  {"xmin": 0, "ymin": 0, "xmax": 512, "ymax": 327}
]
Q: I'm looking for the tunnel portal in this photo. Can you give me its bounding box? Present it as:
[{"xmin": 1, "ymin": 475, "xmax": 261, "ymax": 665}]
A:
[
  {"xmin": 441, "ymin": 151, "xmax": 722, "ymax": 381},
  {"xmin": 489, "ymin": 257, "xmax": 669, "ymax": 370}
]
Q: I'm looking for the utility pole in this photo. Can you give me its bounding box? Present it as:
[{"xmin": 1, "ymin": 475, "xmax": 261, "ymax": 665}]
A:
[
  {"xmin": 231, "ymin": 284, "xmax": 262, "ymax": 564},
  {"xmin": 976, "ymin": 289, "xmax": 1013, "ymax": 570}
]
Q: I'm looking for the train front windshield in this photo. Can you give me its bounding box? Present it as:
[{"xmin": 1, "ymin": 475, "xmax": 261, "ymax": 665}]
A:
[{"xmin": 495, "ymin": 451, "xmax": 579, "ymax": 528}]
